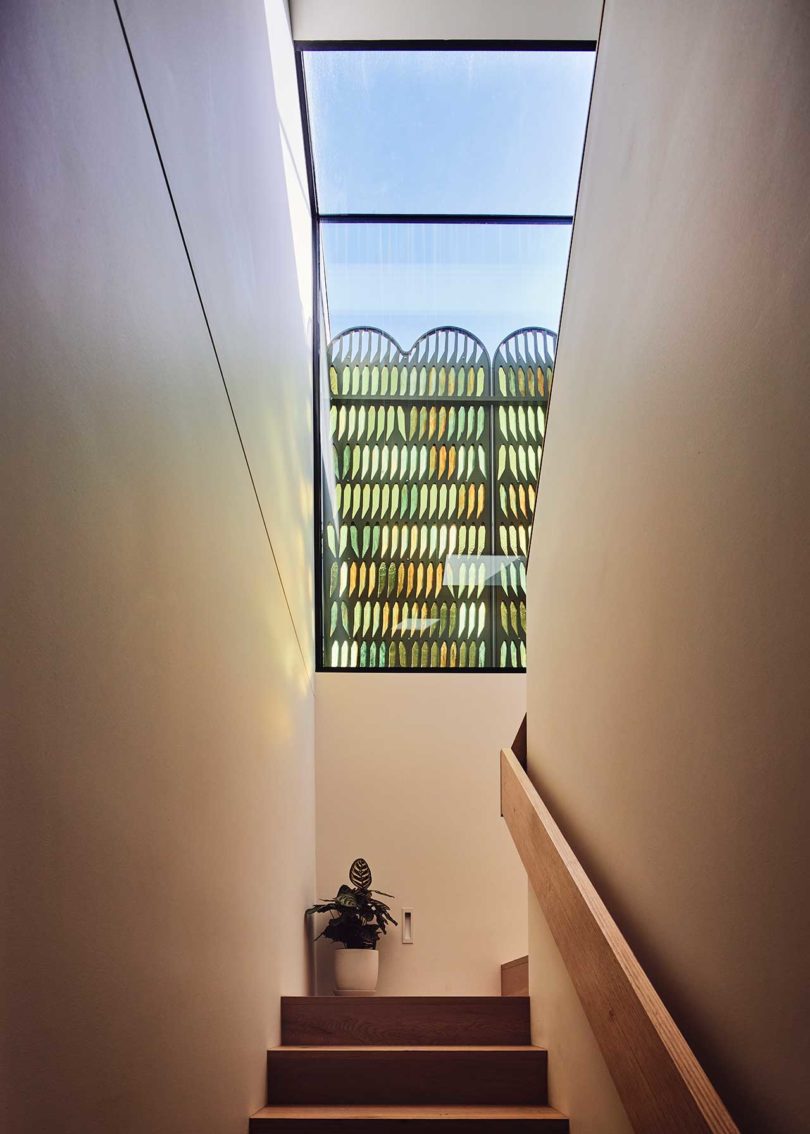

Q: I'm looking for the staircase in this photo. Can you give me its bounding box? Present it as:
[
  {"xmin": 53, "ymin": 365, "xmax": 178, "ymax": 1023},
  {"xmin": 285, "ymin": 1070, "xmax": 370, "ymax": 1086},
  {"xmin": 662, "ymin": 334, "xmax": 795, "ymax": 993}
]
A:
[{"xmin": 249, "ymin": 996, "xmax": 568, "ymax": 1130}]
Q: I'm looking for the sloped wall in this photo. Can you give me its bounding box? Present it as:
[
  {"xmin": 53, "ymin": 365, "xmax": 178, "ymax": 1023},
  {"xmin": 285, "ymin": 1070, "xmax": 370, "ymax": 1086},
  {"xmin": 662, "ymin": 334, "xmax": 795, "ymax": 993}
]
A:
[
  {"xmin": 0, "ymin": 2, "xmax": 314, "ymax": 1131},
  {"xmin": 525, "ymin": 1, "xmax": 810, "ymax": 1131}
]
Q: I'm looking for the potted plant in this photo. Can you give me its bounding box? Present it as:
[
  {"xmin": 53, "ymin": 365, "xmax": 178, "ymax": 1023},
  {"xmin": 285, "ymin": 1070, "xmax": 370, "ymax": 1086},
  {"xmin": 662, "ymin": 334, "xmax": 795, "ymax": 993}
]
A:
[{"xmin": 306, "ymin": 859, "xmax": 397, "ymax": 996}]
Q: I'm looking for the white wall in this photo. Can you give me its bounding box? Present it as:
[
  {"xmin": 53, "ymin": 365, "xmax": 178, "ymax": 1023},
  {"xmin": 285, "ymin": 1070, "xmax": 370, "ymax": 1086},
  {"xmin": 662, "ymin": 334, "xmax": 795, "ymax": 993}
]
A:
[
  {"xmin": 314, "ymin": 674, "xmax": 527, "ymax": 995},
  {"xmin": 291, "ymin": 0, "xmax": 602, "ymax": 42},
  {"xmin": 525, "ymin": 1, "xmax": 810, "ymax": 1131},
  {"xmin": 0, "ymin": 2, "xmax": 314, "ymax": 1132}
]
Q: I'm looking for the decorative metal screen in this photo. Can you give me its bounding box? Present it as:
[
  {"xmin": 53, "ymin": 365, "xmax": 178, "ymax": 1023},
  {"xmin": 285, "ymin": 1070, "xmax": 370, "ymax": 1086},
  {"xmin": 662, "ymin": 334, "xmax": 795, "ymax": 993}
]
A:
[
  {"xmin": 321, "ymin": 325, "xmax": 556, "ymax": 670},
  {"xmin": 492, "ymin": 328, "xmax": 555, "ymax": 669}
]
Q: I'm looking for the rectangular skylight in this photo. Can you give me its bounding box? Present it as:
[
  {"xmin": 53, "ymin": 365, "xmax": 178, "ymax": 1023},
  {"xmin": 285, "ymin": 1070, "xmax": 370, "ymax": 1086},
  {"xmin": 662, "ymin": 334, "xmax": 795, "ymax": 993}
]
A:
[
  {"xmin": 298, "ymin": 42, "xmax": 596, "ymax": 670},
  {"xmin": 303, "ymin": 49, "xmax": 594, "ymax": 215}
]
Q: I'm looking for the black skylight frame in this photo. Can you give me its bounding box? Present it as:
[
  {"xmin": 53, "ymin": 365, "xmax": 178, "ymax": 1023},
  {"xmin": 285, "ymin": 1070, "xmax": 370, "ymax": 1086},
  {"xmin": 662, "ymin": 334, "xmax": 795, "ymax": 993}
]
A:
[{"xmin": 294, "ymin": 39, "xmax": 597, "ymax": 672}]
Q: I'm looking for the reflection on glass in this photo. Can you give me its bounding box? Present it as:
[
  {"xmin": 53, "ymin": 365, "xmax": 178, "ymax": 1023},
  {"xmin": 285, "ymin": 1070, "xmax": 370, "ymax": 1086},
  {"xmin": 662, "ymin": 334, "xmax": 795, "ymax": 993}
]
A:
[{"xmin": 321, "ymin": 222, "xmax": 572, "ymax": 352}]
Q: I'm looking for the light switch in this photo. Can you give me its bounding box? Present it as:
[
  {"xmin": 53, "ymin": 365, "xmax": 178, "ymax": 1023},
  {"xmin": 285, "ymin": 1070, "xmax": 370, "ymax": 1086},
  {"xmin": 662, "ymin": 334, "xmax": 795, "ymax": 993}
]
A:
[{"xmin": 401, "ymin": 908, "xmax": 414, "ymax": 944}]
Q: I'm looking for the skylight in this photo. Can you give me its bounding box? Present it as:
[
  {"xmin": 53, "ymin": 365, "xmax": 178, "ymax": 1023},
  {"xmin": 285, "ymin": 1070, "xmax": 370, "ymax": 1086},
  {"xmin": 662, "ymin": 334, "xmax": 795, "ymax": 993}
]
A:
[
  {"xmin": 297, "ymin": 43, "xmax": 595, "ymax": 671},
  {"xmin": 303, "ymin": 49, "xmax": 594, "ymax": 215}
]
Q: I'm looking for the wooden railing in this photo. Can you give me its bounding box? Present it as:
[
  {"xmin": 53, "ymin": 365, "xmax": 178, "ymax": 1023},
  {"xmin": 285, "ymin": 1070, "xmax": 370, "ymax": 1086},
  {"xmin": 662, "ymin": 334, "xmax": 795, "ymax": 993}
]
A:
[{"xmin": 501, "ymin": 745, "xmax": 739, "ymax": 1134}]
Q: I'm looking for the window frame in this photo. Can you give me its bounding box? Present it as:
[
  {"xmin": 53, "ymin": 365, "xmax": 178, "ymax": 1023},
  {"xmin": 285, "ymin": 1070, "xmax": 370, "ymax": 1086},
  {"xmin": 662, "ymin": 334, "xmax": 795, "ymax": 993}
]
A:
[{"xmin": 294, "ymin": 38, "xmax": 596, "ymax": 673}]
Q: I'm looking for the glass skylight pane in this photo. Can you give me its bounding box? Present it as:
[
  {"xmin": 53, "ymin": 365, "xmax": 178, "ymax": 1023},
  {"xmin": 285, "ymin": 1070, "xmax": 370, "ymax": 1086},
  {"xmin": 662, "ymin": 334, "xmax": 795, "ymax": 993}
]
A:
[
  {"xmin": 303, "ymin": 50, "xmax": 594, "ymax": 215},
  {"xmin": 320, "ymin": 221, "xmax": 572, "ymax": 355}
]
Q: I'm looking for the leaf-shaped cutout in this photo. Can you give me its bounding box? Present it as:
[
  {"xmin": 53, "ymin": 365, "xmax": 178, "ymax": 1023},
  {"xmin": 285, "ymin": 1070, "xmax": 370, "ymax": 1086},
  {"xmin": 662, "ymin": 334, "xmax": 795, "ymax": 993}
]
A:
[
  {"xmin": 448, "ymin": 446, "xmax": 456, "ymax": 479},
  {"xmin": 329, "ymin": 561, "xmax": 338, "ymax": 596},
  {"xmin": 329, "ymin": 602, "xmax": 338, "ymax": 634},
  {"xmin": 518, "ymin": 447, "xmax": 527, "ymax": 482}
]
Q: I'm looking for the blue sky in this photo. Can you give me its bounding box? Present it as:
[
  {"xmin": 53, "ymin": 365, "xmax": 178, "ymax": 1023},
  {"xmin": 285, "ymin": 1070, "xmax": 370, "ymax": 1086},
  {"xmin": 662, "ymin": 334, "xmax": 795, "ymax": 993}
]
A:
[{"xmin": 304, "ymin": 50, "xmax": 594, "ymax": 350}]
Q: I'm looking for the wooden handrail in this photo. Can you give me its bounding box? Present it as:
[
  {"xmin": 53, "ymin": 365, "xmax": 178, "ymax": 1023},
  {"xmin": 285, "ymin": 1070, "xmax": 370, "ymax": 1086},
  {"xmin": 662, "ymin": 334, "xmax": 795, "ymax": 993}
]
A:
[{"xmin": 501, "ymin": 747, "xmax": 739, "ymax": 1134}]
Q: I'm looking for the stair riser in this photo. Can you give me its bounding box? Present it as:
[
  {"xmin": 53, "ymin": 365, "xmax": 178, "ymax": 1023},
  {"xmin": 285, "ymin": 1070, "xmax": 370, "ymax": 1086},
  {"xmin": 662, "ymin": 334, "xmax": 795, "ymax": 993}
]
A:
[
  {"xmin": 281, "ymin": 998, "xmax": 531, "ymax": 1047},
  {"xmin": 267, "ymin": 1050, "xmax": 547, "ymax": 1106},
  {"xmin": 250, "ymin": 1120, "xmax": 568, "ymax": 1133}
]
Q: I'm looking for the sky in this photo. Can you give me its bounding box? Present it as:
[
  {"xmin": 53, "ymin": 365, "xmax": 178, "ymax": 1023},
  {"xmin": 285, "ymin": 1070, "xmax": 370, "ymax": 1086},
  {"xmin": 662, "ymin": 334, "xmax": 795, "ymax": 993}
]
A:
[{"xmin": 304, "ymin": 49, "xmax": 595, "ymax": 352}]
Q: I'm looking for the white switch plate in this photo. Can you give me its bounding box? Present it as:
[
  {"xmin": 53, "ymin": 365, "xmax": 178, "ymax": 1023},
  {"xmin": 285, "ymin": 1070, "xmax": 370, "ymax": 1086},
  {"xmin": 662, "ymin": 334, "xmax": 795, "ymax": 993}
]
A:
[{"xmin": 401, "ymin": 908, "xmax": 414, "ymax": 944}]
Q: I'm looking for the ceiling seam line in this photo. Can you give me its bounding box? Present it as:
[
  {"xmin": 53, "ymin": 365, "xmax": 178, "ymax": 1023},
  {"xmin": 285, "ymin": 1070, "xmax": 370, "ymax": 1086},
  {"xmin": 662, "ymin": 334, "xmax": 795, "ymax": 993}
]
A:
[{"xmin": 112, "ymin": 0, "xmax": 311, "ymax": 680}]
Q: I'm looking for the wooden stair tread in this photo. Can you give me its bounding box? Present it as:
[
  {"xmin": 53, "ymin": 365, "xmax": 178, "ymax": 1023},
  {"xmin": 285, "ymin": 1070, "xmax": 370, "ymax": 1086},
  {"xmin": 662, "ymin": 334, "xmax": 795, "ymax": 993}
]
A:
[
  {"xmin": 267, "ymin": 1043, "xmax": 546, "ymax": 1106},
  {"xmin": 251, "ymin": 1103, "xmax": 567, "ymax": 1119},
  {"xmin": 281, "ymin": 997, "xmax": 530, "ymax": 1046},
  {"xmin": 269, "ymin": 1045, "xmax": 542, "ymax": 1053}
]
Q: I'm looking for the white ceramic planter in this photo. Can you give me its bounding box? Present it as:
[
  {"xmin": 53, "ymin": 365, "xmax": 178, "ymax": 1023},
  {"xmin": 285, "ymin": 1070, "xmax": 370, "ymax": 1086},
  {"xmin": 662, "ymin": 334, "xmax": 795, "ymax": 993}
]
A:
[{"xmin": 334, "ymin": 948, "xmax": 379, "ymax": 996}]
